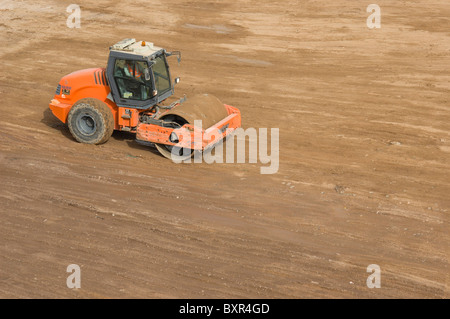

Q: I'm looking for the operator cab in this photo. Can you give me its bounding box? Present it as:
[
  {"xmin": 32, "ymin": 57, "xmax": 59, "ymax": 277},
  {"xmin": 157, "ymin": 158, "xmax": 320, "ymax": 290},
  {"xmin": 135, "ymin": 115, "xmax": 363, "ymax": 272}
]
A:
[{"xmin": 106, "ymin": 38, "xmax": 180, "ymax": 109}]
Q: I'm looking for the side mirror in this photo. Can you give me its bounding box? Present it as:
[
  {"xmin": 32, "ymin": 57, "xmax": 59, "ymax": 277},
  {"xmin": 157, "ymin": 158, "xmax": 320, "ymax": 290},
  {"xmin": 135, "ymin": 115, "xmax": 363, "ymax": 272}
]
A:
[
  {"xmin": 174, "ymin": 77, "xmax": 180, "ymax": 85},
  {"xmin": 166, "ymin": 51, "xmax": 181, "ymax": 64}
]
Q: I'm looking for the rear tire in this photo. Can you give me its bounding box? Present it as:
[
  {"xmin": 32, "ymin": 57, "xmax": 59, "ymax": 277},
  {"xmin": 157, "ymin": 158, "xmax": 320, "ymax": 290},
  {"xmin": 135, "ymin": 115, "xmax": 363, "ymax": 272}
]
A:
[{"xmin": 68, "ymin": 98, "xmax": 114, "ymax": 145}]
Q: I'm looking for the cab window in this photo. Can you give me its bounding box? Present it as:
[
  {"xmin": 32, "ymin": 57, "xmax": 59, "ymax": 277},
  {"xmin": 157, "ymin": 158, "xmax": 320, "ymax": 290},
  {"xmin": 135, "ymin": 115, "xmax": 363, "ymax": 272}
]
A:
[
  {"xmin": 113, "ymin": 59, "xmax": 152, "ymax": 100},
  {"xmin": 152, "ymin": 55, "xmax": 171, "ymax": 95}
]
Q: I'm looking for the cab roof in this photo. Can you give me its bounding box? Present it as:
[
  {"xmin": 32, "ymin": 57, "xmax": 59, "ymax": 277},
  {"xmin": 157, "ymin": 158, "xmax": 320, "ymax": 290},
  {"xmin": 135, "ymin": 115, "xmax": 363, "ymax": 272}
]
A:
[{"xmin": 109, "ymin": 38, "xmax": 164, "ymax": 59}]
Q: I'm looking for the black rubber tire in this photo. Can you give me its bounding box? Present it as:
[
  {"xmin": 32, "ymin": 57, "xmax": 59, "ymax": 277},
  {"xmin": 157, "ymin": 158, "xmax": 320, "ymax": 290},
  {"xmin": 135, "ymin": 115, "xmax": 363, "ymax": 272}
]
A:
[{"xmin": 67, "ymin": 98, "xmax": 114, "ymax": 145}]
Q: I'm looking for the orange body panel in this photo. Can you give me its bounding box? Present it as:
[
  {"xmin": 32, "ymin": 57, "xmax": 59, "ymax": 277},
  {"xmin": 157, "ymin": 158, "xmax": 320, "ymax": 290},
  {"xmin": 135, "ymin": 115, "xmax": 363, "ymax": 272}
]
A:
[
  {"xmin": 136, "ymin": 105, "xmax": 241, "ymax": 150},
  {"xmin": 117, "ymin": 108, "xmax": 140, "ymax": 130},
  {"xmin": 49, "ymin": 99, "xmax": 72, "ymax": 123},
  {"xmin": 49, "ymin": 68, "xmax": 121, "ymax": 129}
]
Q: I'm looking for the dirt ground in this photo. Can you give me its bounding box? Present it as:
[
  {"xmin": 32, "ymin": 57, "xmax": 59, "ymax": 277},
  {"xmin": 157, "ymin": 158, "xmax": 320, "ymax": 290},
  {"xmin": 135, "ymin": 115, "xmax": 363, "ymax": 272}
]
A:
[{"xmin": 0, "ymin": 0, "xmax": 448, "ymax": 298}]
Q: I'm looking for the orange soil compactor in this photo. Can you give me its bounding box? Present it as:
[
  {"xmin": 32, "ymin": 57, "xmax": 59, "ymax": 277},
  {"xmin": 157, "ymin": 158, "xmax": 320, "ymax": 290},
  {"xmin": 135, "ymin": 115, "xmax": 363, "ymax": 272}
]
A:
[{"xmin": 49, "ymin": 39, "xmax": 241, "ymax": 160}]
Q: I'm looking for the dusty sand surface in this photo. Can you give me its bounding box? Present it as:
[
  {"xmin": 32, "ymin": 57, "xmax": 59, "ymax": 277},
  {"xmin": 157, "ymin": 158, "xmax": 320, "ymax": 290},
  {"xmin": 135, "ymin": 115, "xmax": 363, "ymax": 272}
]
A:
[{"xmin": 0, "ymin": 0, "xmax": 448, "ymax": 298}]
